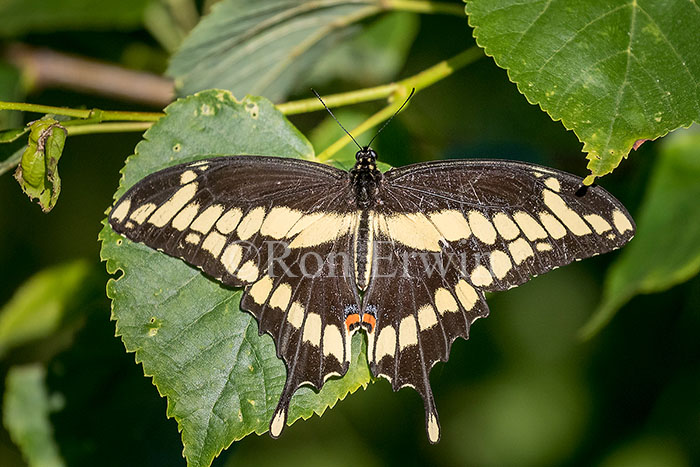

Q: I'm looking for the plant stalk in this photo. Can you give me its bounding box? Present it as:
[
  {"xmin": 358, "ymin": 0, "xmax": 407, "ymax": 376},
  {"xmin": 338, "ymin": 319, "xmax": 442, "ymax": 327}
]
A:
[
  {"xmin": 0, "ymin": 101, "xmax": 163, "ymax": 121},
  {"xmin": 66, "ymin": 122, "xmax": 154, "ymax": 136},
  {"xmin": 310, "ymin": 46, "xmax": 483, "ymax": 159},
  {"xmin": 277, "ymin": 46, "xmax": 482, "ymax": 115}
]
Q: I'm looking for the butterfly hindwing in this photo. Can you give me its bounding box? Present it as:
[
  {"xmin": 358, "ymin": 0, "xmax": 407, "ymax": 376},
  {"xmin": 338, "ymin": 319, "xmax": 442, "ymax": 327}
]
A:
[
  {"xmin": 239, "ymin": 226, "xmax": 359, "ymax": 436},
  {"xmin": 109, "ymin": 156, "xmax": 360, "ymax": 436},
  {"xmin": 363, "ymin": 232, "xmax": 489, "ymax": 443}
]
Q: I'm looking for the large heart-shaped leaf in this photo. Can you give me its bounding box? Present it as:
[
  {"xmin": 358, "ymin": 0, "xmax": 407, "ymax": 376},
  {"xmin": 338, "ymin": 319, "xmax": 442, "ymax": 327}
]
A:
[
  {"xmin": 168, "ymin": 0, "xmax": 383, "ymax": 100},
  {"xmin": 582, "ymin": 127, "xmax": 700, "ymax": 337},
  {"xmin": 465, "ymin": 0, "xmax": 700, "ymax": 180},
  {"xmin": 98, "ymin": 90, "xmax": 371, "ymax": 467}
]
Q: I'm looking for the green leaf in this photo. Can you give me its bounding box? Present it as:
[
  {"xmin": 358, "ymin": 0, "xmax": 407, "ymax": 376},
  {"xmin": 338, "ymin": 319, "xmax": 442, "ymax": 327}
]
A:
[
  {"xmin": 99, "ymin": 90, "xmax": 371, "ymax": 467},
  {"xmin": 306, "ymin": 11, "xmax": 420, "ymax": 87},
  {"xmin": 14, "ymin": 117, "xmax": 67, "ymax": 212},
  {"xmin": 0, "ymin": 0, "xmax": 148, "ymax": 37},
  {"xmin": 0, "ymin": 260, "xmax": 91, "ymax": 358},
  {"xmin": 465, "ymin": 0, "xmax": 700, "ymax": 180},
  {"xmin": 3, "ymin": 364, "xmax": 65, "ymax": 467},
  {"xmin": 581, "ymin": 127, "xmax": 700, "ymax": 337},
  {"xmin": 168, "ymin": 0, "xmax": 383, "ymax": 100}
]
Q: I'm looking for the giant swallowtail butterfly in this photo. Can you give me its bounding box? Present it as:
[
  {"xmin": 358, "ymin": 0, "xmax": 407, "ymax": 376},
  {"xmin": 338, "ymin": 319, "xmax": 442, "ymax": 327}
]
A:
[{"xmin": 109, "ymin": 147, "xmax": 634, "ymax": 443}]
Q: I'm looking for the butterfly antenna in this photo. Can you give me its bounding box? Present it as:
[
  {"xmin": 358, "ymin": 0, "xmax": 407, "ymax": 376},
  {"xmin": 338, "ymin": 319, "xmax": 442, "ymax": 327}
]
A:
[
  {"xmin": 367, "ymin": 88, "xmax": 415, "ymax": 148},
  {"xmin": 311, "ymin": 88, "xmax": 363, "ymax": 151}
]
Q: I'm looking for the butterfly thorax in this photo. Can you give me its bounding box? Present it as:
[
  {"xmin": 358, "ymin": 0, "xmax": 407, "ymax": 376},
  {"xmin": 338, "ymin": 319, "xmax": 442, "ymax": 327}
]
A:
[{"xmin": 350, "ymin": 147, "xmax": 382, "ymax": 209}]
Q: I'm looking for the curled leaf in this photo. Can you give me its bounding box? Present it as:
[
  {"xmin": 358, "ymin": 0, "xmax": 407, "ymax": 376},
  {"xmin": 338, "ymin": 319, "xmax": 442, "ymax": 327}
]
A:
[{"xmin": 14, "ymin": 117, "xmax": 67, "ymax": 212}]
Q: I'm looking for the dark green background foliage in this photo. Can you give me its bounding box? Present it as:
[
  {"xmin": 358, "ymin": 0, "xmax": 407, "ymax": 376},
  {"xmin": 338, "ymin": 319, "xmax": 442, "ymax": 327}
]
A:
[{"xmin": 1, "ymin": 1, "xmax": 699, "ymax": 466}]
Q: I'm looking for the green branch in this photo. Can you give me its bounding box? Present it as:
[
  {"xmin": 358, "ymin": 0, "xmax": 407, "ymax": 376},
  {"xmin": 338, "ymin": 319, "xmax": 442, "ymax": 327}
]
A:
[
  {"xmin": 0, "ymin": 101, "xmax": 163, "ymax": 121},
  {"xmin": 0, "ymin": 45, "xmax": 482, "ymax": 172},
  {"xmin": 316, "ymin": 91, "xmax": 411, "ymax": 161},
  {"xmin": 1, "ymin": 45, "xmax": 482, "ymax": 136},
  {"xmin": 66, "ymin": 122, "xmax": 154, "ymax": 136},
  {"xmin": 307, "ymin": 46, "xmax": 484, "ymax": 159},
  {"xmin": 277, "ymin": 46, "xmax": 483, "ymax": 116}
]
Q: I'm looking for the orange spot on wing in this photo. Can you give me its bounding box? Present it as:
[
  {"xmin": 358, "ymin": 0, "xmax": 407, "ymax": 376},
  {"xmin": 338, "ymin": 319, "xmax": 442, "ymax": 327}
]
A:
[
  {"xmin": 345, "ymin": 314, "xmax": 360, "ymax": 332},
  {"xmin": 362, "ymin": 314, "xmax": 376, "ymax": 333}
]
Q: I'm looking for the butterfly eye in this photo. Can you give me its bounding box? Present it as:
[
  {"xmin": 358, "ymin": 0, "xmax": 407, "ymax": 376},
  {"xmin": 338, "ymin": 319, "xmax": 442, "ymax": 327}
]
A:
[{"xmin": 575, "ymin": 184, "xmax": 590, "ymax": 197}]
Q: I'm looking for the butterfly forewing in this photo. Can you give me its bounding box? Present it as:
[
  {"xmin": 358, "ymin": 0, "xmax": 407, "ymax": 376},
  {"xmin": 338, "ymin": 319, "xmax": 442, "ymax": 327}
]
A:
[
  {"xmin": 379, "ymin": 159, "xmax": 635, "ymax": 292},
  {"xmin": 109, "ymin": 156, "xmax": 361, "ymax": 436}
]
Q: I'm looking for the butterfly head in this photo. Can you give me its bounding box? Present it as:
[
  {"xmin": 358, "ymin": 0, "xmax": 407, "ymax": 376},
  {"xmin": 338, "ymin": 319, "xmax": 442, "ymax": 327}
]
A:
[
  {"xmin": 353, "ymin": 147, "xmax": 379, "ymax": 175},
  {"xmin": 356, "ymin": 147, "xmax": 377, "ymax": 163}
]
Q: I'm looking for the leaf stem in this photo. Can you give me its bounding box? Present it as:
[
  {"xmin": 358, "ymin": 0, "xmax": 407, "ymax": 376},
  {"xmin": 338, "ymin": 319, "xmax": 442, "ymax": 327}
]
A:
[
  {"xmin": 0, "ymin": 101, "xmax": 163, "ymax": 121},
  {"xmin": 277, "ymin": 85, "xmax": 397, "ymax": 115},
  {"xmin": 401, "ymin": 46, "xmax": 482, "ymax": 93}
]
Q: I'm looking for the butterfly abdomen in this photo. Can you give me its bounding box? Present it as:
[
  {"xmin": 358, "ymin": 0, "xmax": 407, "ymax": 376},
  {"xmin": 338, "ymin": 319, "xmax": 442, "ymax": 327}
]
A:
[{"xmin": 353, "ymin": 210, "xmax": 374, "ymax": 290}]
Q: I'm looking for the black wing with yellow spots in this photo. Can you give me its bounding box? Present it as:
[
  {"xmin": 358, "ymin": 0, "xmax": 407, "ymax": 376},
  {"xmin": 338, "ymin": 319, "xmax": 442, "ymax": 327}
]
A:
[
  {"xmin": 108, "ymin": 156, "xmax": 361, "ymax": 437},
  {"xmin": 109, "ymin": 155, "xmax": 635, "ymax": 443},
  {"xmin": 361, "ymin": 159, "xmax": 634, "ymax": 442}
]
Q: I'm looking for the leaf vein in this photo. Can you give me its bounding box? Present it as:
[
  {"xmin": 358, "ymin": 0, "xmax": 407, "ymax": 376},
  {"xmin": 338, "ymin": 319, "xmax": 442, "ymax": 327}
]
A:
[{"xmin": 535, "ymin": 2, "xmax": 633, "ymax": 74}]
